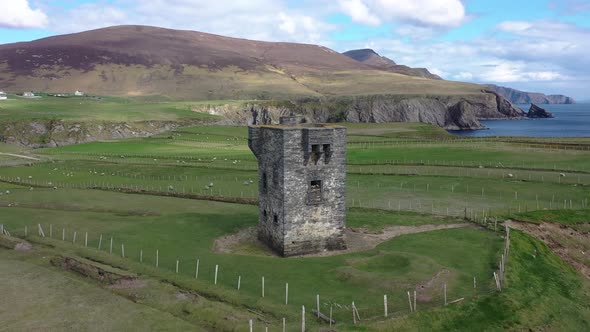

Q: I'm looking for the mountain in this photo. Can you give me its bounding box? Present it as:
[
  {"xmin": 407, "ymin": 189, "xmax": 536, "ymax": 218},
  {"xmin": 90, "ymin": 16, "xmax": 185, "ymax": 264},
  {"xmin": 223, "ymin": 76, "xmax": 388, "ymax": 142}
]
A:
[
  {"xmin": 485, "ymin": 84, "xmax": 575, "ymax": 104},
  {"xmin": 0, "ymin": 25, "xmax": 523, "ymax": 134},
  {"xmin": 342, "ymin": 49, "xmax": 442, "ymax": 80}
]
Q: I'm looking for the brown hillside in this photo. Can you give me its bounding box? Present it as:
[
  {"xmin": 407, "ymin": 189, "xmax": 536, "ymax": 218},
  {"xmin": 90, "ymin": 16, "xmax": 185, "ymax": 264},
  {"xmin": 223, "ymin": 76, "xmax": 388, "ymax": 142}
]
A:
[
  {"xmin": 343, "ymin": 48, "xmax": 442, "ymax": 80},
  {"xmin": 0, "ymin": 25, "xmax": 482, "ymax": 99},
  {"xmin": 0, "ymin": 25, "xmax": 368, "ymax": 75}
]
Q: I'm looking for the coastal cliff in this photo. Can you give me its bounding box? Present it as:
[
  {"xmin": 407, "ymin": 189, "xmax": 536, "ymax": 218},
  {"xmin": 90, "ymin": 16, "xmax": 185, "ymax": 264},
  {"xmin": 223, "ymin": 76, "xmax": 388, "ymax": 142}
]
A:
[
  {"xmin": 486, "ymin": 84, "xmax": 575, "ymax": 104},
  {"xmin": 199, "ymin": 92, "xmax": 523, "ymax": 130}
]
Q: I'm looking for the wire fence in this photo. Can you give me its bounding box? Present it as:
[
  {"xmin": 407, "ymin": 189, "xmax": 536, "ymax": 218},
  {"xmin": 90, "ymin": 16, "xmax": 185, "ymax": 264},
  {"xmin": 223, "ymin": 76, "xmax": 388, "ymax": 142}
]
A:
[{"xmin": 1, "ymin": 221, "xmax": 508, "ymax": 331}]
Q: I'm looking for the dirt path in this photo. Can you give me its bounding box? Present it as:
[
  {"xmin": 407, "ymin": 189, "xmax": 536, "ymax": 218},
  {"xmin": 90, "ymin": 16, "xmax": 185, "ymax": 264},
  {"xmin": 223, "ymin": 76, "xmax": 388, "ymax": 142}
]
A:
[
  {"xmin": 213, "ymin": 223, "xmax": 473, "ymax": 257},
  {"xmin": 0, "ymin": 152, "xmax": 40, "ymax": 161},
  {"xmin": 506, "ymin": 220, "xmax": 590, "ymax": 280}
]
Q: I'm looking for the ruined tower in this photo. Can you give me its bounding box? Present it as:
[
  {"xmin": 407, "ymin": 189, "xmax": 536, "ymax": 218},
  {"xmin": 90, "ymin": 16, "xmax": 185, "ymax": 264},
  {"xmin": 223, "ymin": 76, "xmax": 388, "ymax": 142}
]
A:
[{"xmin": 248, "ymin": 116, "xmax": 347, "ymax": 256}]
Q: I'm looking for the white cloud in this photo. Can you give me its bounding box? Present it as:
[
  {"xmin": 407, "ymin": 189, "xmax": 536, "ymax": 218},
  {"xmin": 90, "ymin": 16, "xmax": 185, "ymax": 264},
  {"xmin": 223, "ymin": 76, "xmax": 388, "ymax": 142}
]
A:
[
  {"xmin": 0, "ymin": 0, "xmax": 48, "ymax": 29},
  {"xmin": 337, "ymin": 18, "xmax": 589, "ymax": 98},
  {"xmin": 479, "ymin": 62, "xmax": 562, "ymax": 83},
  {"xmin": 278, "ymin": 12, "xmax": 296, "ymax": 35},
  {"xmin": 339, "ymin": 0, "xmax": 380, "ymax": 26},
  {"xmin": 496, "ymin": 21, "xmax": 532, "ymax": 33},
  {"xmin": 339, "ymin": 0, "xmax": 466, "ymax": 28},
  {"xmin": 395, "ymin": 25, "xmax": 436, "ymax": 41},
  {"xmin": 454, "ymin": 72, "xmax": 473, "ymax": 80}
]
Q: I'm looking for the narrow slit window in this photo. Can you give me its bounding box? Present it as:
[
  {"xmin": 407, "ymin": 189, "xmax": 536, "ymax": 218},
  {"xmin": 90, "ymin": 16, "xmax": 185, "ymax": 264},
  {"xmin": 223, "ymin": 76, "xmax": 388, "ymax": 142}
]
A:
[
  {"xmin": 323, "ymin": 144, "xmax": 332, "ymax": 163},
  {"xmin": 273, "ymin": 214, "xmax": 278, "ymax": 224},
  {"xmin": 262, "ymin": 172, "xmax": 267, "ymax": 191},
  {"xmin": 311, "ymin": 144, "xmax": 321, "ymax": 164}
]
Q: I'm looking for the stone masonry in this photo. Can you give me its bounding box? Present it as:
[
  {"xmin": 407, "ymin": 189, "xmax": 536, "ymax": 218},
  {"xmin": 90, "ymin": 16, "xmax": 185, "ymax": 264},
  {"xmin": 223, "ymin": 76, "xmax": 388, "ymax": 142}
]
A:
[{"xmin": 248, "ymin": 116, "xmax": 347, "ymax": 256}]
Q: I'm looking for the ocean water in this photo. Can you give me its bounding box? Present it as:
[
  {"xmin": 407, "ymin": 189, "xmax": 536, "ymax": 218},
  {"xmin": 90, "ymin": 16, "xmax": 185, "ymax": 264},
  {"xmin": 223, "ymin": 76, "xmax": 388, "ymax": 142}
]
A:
[{"xmin": 449, "ymin": 103, "xmax": 590, "ymax": 137}]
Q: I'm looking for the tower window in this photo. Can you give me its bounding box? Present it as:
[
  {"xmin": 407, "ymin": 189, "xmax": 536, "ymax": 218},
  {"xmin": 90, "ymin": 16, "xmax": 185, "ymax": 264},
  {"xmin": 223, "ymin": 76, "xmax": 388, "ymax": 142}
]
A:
[
  {"xmin": 323, "ymin": 144, "xmax": 332, "ymax": 163},
  {"xmin": 273, "ymin": 214, "xmax": 278, "ymax": 224},
  {"xmin": 262, "ymin": 171, "xmax": 267, "ymax": 191},
  {"xmin": 311, "ymin": 144, "xmax": 321, "ymax": 164},
  {"xmin": 263, "ymin": 209, "xmax": 267, "ymax": 219},
  {"xmin": 309, "ymin": 180, "xmax": 322, "ymax": 203}
]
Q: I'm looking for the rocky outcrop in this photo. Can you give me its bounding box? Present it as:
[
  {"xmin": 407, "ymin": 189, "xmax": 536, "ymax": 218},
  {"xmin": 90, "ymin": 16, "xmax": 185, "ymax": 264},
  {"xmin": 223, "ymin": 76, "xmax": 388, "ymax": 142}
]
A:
[
  {"xmin": 0, "ymin": 119, "xmax": 194, "ymax": 147},
  {"xmin": 486, "ymin": 84, "xmax": 575, "ymax": 104},
  {"xmin": 527, "ymin": 103, "xmax": 554, "ymax": 118},
  {"xmin": 197, "ymin": 92, "xmax": 523, "ymax": 130}
]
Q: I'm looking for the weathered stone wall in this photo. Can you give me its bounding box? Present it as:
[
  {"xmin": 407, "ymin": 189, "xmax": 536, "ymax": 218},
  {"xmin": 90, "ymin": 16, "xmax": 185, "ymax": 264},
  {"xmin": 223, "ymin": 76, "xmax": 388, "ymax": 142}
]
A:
[
  {"xmin": 249, "ymin": 126, "xmax": 286, "ymax": 254},
  {"xmin": 248, "ymin": 123, "xmax": 347, "ymax": 256}
]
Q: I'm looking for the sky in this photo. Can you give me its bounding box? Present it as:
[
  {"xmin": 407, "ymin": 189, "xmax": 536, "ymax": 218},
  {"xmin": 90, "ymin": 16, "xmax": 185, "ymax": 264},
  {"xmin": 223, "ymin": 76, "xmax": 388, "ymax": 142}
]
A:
[{"xmin": 0, "ymin": 0, "xmax": 589, "ymax": 100}]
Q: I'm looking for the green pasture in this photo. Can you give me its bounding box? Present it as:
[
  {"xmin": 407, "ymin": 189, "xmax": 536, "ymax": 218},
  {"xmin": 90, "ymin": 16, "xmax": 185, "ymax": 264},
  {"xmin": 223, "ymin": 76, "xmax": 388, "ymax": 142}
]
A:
[
  {"xmin": 1, "ymin": 157, "xmax": 587, "ymax": 217},
  {"xmin": 0, "ymin": 250, "xmax": 199, "ymax": 331},
  {"xmin": 0, "ymin": 187, "xmax": 502, "ymax": 325},
  {"xmin": 0, "ymin": 95, "xmax": 219, "ymax": 122},
  {"xmin": 364, "ymin": 230, "xmax": 590, "ymax": 331},
  {"xmin": 1, "ymin": 118, "xmax": 589, "ymax": 330}
]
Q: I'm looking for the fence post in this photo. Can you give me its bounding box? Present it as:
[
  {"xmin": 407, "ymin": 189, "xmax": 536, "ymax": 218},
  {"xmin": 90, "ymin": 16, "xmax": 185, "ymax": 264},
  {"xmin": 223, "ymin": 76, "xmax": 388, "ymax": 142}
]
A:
[
  {"xmin": 301, "ymin": 305, "xmax": 305, "ymax": 332},
  {"xmin": 214, "ymin": 264, "xmax": 219, "ymax": 285},
  {"xmin": 384, "ymin": 294, "xmax": 388, "ymax": 317},
  {"xmin": 316, "ymin": 294, "xmax": 320, "ymax": 318}
]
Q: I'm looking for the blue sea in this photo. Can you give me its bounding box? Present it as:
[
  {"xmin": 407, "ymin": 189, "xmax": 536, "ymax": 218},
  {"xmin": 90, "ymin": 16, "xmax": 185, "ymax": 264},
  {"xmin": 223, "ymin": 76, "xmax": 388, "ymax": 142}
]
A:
[{"xmin": 449, "ymin": 104, "xmax": 590, "ymax": 137}]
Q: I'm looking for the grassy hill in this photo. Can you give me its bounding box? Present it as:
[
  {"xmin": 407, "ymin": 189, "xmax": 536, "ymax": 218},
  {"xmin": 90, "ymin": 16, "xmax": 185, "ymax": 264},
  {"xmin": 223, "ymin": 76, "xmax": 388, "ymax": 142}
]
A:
[{"xmin": 0, "ymin": 25, "xmax": 484, "ymax": 100}]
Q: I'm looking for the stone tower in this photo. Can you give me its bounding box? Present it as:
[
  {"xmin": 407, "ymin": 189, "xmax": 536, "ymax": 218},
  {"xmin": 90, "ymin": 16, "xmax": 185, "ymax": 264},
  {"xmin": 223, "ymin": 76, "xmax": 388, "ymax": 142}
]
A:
[{"xmin": 248, "ymin": 116, "xmax": 347, "ymax": 256}]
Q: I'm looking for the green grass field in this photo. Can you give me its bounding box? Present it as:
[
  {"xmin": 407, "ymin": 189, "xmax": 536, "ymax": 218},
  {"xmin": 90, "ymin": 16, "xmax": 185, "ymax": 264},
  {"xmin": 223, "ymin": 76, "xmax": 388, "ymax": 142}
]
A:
[
  {"xmin": 1, "ymin": 110, "xmax": 589, "ymax": 330},
  {"xmin": 0, "ymin": 95, "xmax": 220, "ymax": 122}
]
